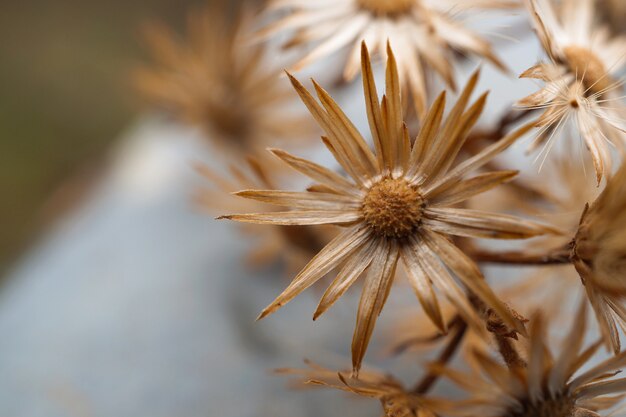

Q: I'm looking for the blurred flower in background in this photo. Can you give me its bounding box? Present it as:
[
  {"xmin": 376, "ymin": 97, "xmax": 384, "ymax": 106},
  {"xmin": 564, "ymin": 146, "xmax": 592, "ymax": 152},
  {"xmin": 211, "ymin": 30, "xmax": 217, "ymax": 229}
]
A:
[{"xmin": 134, "ymin": 3, "xmax": 315, "ymax": 157}]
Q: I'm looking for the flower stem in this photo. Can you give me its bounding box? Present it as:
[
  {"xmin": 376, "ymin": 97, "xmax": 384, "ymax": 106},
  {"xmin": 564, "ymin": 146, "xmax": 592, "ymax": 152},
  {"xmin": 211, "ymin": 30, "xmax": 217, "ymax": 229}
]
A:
[
  {"xmin": 412, "ymin": 317, "xmax": 467, "ymax": 394},
  {"xmin": 470, "ymin": 247, "xmax": 572, "ymax": 266},
  {"xmin": 495, "ymin": 333, "xmax": 527, "ymax": 369}
]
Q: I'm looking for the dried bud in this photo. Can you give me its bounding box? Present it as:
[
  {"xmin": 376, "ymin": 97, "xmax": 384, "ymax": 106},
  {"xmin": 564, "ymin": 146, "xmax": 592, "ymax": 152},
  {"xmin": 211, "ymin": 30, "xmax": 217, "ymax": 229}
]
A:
[{"xmin": 573, "ymin": 165, "xmax": 626, "ymax": 294}]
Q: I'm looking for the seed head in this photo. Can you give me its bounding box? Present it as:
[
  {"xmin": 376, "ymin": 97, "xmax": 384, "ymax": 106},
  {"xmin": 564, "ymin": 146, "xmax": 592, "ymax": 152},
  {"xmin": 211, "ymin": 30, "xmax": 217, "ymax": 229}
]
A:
[
  {"xmin": 361, "ymin": 178, "xmax": 425, "ymax": 239},
  {"xmin": 563, "ymin": 45, "xmax": 612, "ymax": 95},
  {"xmin": 357, "ymin": 0, "xmax": 415, "ymax": 16}
]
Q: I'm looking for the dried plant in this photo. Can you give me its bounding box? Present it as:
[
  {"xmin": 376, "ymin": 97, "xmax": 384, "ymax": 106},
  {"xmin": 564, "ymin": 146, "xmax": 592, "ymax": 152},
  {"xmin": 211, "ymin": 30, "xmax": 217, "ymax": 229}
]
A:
[
  {"xmin": 518, "ymin": 0, "xmax": 626, "ymax": 183},
  {"xmin": 133, "ymin": 0, "xmax": 626, "ymax": 415},
  {"xmin": 573, "ymin": 163, "xmax": 626, "ymax": 353},
  {"xmin": 135, "ymin": 4, "xmax": 314, "ymax": 156},
  {"xmin": 436, "ymin": 304, "xmax": 626, "ymax": 417},
  {"xmin": 277, "ymin": 360, "xmax": 436, "ymax": 417},
  {"xmin": 220, "ymin": 43, "xmax": 559, "ymax": 373},
  {"xmin": 256, "ymin": 0, "xmax": 515, "ymax": 118}
]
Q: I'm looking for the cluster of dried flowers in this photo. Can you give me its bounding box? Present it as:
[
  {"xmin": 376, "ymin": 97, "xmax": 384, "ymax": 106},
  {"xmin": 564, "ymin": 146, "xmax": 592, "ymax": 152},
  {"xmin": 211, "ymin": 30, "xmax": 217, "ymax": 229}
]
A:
[{"xmin": 137, "ymin": 0, "xmax": 626, "ymax": 416}]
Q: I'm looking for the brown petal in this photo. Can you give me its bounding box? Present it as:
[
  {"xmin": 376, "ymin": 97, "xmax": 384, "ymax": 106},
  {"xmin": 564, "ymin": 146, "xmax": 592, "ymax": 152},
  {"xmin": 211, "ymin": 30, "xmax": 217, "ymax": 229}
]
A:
[
  {"xmin": 361, "ymin": 41, "xmax": 388, "ymax": 172},
  {"xmin": 428, "ymin": 91, "xmax": 490, "ymax": 180},
  {"xmin": 312, "ymin": 80, "xmax": 379, "ymax": 177},
  {"xmin": 424, "ymin": 231, "xmax": 525, "ymax": 335},
  {"xmin": 577, "ymin": 378, "xmax": 626, "ymax": 399},
  {"xmin": 424, "ymin": 207, "xmax": 557, "ymax": 239},
  {"xmin": 408, "ymin": 91, "xmax": 447, "ymax": 178},
  {"xmin": 384, "ymin": 41, "xmax": 405, "ymax": 171},
  {"xmin": 258, "ymin": 225, "xmax": 371, "ymax": 320},
  {"xmin": 218, "ymin": 210, "xmax": 361, "ymax": 226},
  {"xmin": 419, "ymin": 71, "xmax": 482, "ymax": 181},
  {"xmin": 286, "ymin": 72, "xmax": 365, "ymax": 184},
  {"xmin": 269, "ymin": 148, "xmax": 361, "ymax": 196},
  {"xmin": 400, "ymin": 243, "xmax": 446, "ymax": 333},
  {"xmin": 351, "ymin": 240, "xmax": 399, "ymax": 374},
  {"xmin": 424, "ymin": 121, "xmax": 534, "ymax": 196},
  {"xmin": 429, "ymin": 170, "xmax": 518, "ymax": 206},
  {"xmin": 314, "ymin": 238, "xmax": 377, "ymax": 320},
  {"xmin": 549, "ymin": 301, "xmax": 587, "ymax": 389},
  {"xmin": 406, "ymin": 235, "xmax": 484, "ymax": 331},
  {"xmin": 570, "ymin": 350, "xmax": 626, "ymax": 391},
  {"xmin": 233, "ymin": 189, "xmax": 360, "ymax": 209}
]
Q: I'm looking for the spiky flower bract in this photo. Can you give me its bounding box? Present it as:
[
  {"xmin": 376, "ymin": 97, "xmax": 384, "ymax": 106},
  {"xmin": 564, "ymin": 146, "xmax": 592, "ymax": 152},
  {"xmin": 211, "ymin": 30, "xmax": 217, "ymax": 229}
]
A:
[
  {"xmin": 221, "ymin": 42, "xmax": 556, "ymax": 373},
  {"xmin": 437, "ymin": 304, "xmax": 626, "ymax": 417},
  {"xmin": 573, "ymin": 163, "xmax": 626, "ymax": 353},
  {"xmin": 257, "ymin": 0, "xmax": 513, "ymax": 118},
  {"xmin": 135, "ymin": 4, "xmax": 313, "ymax": 156},
  {"xmin": 518, "ymin": 0, "xmax": 626, "ymax": 183},
  {"xmin": 277, "ymin": 360, "xmax": 436, "ymax": 417}
]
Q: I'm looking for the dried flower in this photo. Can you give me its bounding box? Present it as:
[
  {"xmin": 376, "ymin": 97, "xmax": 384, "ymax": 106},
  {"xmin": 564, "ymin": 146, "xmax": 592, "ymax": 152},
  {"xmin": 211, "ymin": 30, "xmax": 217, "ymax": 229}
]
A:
[
  {"xmin": 195, "ymin": 157, "xmax": 333, "ymax": 273},
  {"xmin": 518, "ymin": 0, "xmax": 626, "ymax": 183},
  {"xmin": 437, "ymin": 304, "xmax": 626, "ymax": 417},
  {"xmin": 257, "ymin": 0, "xmax": 513, "ymax": 117},
  {"xmin": 573, "ymin": 163, "xmax": 626, "ymax": 353},
  {"xmin": 220, "ymin": 43, "xmax": 556, "ymax": 372},
  {"xmin": 277, "ymin": 360, "xmax": 436, "ymax": 417},
  {"xmin": 599, "ymin": 0, "xmax": 626, "ymax": 35},
  {"xmin": 135, "ymin": 5, "xmax": 313, "ymax": 155}
]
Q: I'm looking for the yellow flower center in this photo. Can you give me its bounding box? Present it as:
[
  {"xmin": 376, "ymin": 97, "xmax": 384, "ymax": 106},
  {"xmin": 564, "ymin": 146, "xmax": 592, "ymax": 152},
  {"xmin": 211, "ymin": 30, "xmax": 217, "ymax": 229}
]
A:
[
  {"xmin": 563, "ymin": 46, "xmax": 613, "ymax": 95},
  {"xmin": 357, "ymin": 0, "xmax": 415, "ymax": 16},
  {"xmin": 361, "ymin": 178, "xmax": 424, "ymax": 239}
]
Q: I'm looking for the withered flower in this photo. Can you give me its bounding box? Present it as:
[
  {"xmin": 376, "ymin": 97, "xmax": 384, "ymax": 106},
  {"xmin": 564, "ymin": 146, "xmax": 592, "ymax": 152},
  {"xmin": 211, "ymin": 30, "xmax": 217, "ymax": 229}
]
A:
[
  {"xmin": 195, "ymin": 157, "xmax": 333, "ymax": 273},
  {"xmin": 221, "ymin": 43, "xmax": 555, "ymax": 372},
  {"xmin": 599, "ymin": 0, "xmax": 626, "ymax": 35},
  {"xmin": 518, "ymin": 0, "xmax": 626, "ymax": 183},
  {"xmin": 257, "ymin": 0, "xmax": 513, "ymax": 117},
  {"xmin": 135, "ymin": 5, "xmax": 312, "ymax": 155},
  {"xmin": 573, "ymin": 163, "xmax": 626, "ymax": 353},
  {"xmin": 438, "ymin": 304, "xmax": 626, "ymax": 417},
  {"xmin": 277, "ymin": 360, "xmax": 436, "ymax": 417}
]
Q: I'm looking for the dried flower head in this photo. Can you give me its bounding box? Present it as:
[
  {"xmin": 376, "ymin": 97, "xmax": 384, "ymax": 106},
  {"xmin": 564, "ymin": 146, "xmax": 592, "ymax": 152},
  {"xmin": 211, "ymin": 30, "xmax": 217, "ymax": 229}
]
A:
[
  {"xmin": 195, "ymin": 157, "xmax": 333, "ymax": 273},
  {"xmin": 256, "ymin": 0, "xmax": 513, "ymax": 118},
  {"xmin": 135, "ymin": 5, "xmax": 313, "ymax": 155},
  {"xmin": 220, "ymin": 43, "xmax": 556, "ymax": 372},
  {"xmin": 599, "ymin": 0, "xmax": 626, "ymax": 35},
  {"xmin": 573, "ymin": 163, "xmax": 626, "ymax": 352},
  {"xmin": 438, "ymin": 304, "xmax": 626, "ymax": 417},
  {"xmin": 277, "ymin": 360, "xmax": 436, "ymax": 417},
  {"xmin": 518, "ymin": 0, "xmax": 626, "ymax": 183}
]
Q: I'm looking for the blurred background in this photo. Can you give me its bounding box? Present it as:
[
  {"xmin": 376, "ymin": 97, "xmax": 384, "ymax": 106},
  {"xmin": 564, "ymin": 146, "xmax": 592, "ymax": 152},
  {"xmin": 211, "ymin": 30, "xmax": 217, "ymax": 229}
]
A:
[{"xmin": 0, "ymin": 0, "xmax": 204, "ymax": 271}]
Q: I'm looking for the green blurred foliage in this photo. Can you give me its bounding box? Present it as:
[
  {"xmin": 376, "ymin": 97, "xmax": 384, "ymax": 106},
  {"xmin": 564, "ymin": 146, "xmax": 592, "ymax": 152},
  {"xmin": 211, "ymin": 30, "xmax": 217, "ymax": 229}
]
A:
[{"xmin": 0, "ymin": 0, "xmax": 207, "ymax": 271}]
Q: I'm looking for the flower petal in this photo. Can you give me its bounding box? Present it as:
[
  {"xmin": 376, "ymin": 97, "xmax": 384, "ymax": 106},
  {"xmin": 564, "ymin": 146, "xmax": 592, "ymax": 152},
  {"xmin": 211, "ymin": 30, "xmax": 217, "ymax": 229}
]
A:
[
  {"xmin": 233, "ymin": 189, "xmax": 360, "ymax": 209},
  {"xmin": 268, "ymin": 148, "xmax": 360, "ymax": 196},
  {"xmin": 424, "ymin": 121, "xmax": 534, "ymax": 196},
  {"xmin": 428, "ymin": 171, "xmax": 518, "ymax": 206},
  {"xmin": 424, "ymin": 207, "xmax": 556, "ymax": 239},
  {"xmin": 405, "ymin": 235, "xmax": 484, "ymax": 331},
  {"xmin": 400, "ymin": 242, "xmax": 446, "ymax": 333},
  {"xmin": 423, "ymin": 231, "xmax": 525, "ymax": 335},
  {"xmin": 361, "ymin": 42, "xmax": 388, "ymax": 172},
  {"xmin": 219, "ymin": 210, "xmax": 361, "ymax": 226},
  {"xmin": 351, "ymin": 239, "xmax": 399, "ymax": 374},
  {"xmin": 258, "ymin": 225, "xmax": 371, "ymax": 320},
  {"xmin": 408, "ymin": 91, "xmax": 446, "ymax": 178},
  {"xmin": 313, "ymin": 237, "xmax": 378, "ymax": 320}
]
